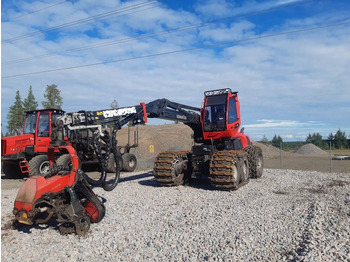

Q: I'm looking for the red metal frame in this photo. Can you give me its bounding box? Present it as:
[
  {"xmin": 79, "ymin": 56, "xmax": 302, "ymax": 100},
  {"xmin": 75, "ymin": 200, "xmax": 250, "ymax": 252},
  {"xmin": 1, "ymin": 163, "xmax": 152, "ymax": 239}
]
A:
[{"xmin": 14, "ymin": 145, "xmax": 79, "ymax": 219}]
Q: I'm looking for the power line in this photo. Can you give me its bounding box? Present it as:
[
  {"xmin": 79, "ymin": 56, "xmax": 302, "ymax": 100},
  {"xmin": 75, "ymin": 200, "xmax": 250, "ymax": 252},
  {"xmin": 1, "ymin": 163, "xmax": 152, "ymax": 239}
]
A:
[
  {"xmin": 2, "ymin": 0, "xmax": 316, "ymax": 65},
  {"xmin": 1, "ymin": 1, "xmax": 158, "ymax": 45},
  {"xmin": 2, "ymin": 1, "xmax": 68, "ymax": 22},
  {"xmin": 3, "ymin": 21, "xmax": 349, "ymax": 79}
]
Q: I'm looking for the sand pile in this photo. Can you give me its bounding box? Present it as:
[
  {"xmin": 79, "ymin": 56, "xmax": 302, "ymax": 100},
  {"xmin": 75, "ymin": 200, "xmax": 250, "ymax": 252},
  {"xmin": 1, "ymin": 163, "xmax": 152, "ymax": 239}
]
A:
[{"xmin": 295, "ymin": 143, "xmax": 327, "ymax": 155}]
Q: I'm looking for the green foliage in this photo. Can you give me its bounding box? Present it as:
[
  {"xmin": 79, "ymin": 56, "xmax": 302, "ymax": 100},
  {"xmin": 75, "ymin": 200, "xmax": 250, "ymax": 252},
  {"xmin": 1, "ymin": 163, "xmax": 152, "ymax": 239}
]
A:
[
  {"xmin": 23, "ymin": 86, "xmax": 38, "ymax": 111},
  {"xmin": 271, "ymin": 134, "xmax": 283, "ymax": 148},
  {"xmin": 328, "ymin": 133, "xmax": 334, "ymax": 141},
  {"xmin": 306, "ymin": 132, "xmax": 326, "ymax": 148},
  {"xmin": 6, "ymin": 90, "xmax": 25, "ymax": 135},
  {"xmin": 328, "ymin": 129, "xmax": 348, "ymax": 149},
  {"xmin": 42, "ymin": 84, "xmax": 63, "ymax": 109},
  {"xmin": 334, "ymin": 129, "xmax": 347, "ymax": 149},
  {"xmin": 282, "ymin": 141, "xmax": 305, "ymax": 151}
]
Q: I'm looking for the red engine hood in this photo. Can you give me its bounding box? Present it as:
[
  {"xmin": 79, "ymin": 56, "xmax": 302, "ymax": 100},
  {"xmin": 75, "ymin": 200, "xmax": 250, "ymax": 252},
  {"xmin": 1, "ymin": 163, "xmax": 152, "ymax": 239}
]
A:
[{"xmin": 1, "ymin": 134, "xmax": 34, "ymax": 156}]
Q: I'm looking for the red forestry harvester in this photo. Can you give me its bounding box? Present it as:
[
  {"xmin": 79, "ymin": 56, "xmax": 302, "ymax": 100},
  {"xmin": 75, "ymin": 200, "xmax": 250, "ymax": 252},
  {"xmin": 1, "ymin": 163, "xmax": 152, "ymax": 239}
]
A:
[{"xmin": 149, "ymin": 88, "xmax": 263, "ymax": 189}]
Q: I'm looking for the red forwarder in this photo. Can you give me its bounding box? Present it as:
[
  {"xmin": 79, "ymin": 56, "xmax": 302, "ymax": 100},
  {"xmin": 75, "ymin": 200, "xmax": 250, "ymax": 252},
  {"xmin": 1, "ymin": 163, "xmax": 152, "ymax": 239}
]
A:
[
  {"xmin": 2, "ymin": 109, "xmax": 64, "ymax": 177},
  {"xmin": 2, "ymin": 109, "xmax": 138, "ymax": 178}
]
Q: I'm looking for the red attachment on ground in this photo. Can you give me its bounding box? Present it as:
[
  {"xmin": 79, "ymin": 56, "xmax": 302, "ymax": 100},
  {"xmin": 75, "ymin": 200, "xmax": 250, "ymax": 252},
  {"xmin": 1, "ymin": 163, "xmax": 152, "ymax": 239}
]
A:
[{"xmin": 84, "ymin": 201, "xmax": 100, "ymax": 223}]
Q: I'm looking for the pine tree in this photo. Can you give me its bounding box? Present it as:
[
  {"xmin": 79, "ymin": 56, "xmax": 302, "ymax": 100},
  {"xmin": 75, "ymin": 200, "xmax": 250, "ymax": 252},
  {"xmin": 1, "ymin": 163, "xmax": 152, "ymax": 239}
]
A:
[
  {"xmin": 7, "ymin": 90, "xmax": 25, "ymax": 135},
  {"xmin": 271, "ymin": 134, "xmax": 283, "ymax": 148},
  {"xmin": 306, "ymin": 132, "xmax": 324, "ymax": 147},
  {"xmin": 42, "ymin": 84, "xmax": 63, "ymax": 109},
  {"xmin": 23, "ymin": 86, "xmax": 38, "ymax": 111},
  {"xmin": 334, "ymin": 129, "xmax": 347, "ymax": 149}
]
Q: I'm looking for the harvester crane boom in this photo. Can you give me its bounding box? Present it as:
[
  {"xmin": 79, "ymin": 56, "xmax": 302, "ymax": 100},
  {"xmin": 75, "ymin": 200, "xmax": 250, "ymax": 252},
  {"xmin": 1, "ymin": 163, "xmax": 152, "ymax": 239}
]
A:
[{"xmin": 144, "ymin": 99, "xmax": 203, "ymax": 143}]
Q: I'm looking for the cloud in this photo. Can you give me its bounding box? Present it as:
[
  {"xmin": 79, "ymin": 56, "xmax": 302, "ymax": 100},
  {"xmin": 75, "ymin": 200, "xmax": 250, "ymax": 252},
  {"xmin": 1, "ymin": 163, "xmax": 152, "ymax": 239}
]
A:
[
  {"xmin": 195, "ymin": 0, "xmax": 305, "ymax": 18},
  {"xmin": 245, "ymin": 119, "xmax": 303, "ymax": 128},
  {"xmin": 282, "ymin": 134, "xmax": 294, "ymax": 139}
]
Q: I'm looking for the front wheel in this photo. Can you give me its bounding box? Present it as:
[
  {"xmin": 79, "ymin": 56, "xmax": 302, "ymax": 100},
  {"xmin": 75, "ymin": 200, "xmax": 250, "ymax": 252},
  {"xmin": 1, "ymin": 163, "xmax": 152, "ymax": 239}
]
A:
[
  {"xmin": 29, "ymin": 155, "xmax": 50, "ymax": 176},
  {"xmin": 153, "ymin": 151, "xmax": 190, "ymax": 186}
]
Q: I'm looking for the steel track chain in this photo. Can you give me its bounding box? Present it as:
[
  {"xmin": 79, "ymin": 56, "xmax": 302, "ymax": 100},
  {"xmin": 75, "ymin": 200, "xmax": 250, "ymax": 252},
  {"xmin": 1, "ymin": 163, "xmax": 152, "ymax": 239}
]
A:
[
  {"xmin": 209, "ymin": 150, "xmax": 249, "ymax": 190},
  {"xmin": 153, "ymin": 151, "xmax": 190, "ymax": 186}
]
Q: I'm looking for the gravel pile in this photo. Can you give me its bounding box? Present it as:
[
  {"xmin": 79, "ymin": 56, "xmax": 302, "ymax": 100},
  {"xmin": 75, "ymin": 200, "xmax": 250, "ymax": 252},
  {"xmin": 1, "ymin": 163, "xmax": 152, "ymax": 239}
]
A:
[
  {"xmin": 295, "ymin": 143, "xmax": 328, "ymax": 155},
  {"xmin": 2, "ymin": 169, "xmax": 350, "ymax": 261},
  {"xmin": 254, "ymin": 142, "xmax": 281, "ymax": 158}
]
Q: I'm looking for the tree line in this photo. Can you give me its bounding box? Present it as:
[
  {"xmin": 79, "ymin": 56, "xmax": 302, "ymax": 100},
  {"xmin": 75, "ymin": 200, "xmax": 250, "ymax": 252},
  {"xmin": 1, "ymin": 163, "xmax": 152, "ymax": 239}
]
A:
[
  {"xmin": 5, "ymin": 85, "xmax": 120, "ymax": 136},
  {"xmin": 5, "ymin": 84, "xmax": 63, "ymax": 136},
  {"xmin": 260, "ymin": 130, "xmax": 350, "ymax": 150}
]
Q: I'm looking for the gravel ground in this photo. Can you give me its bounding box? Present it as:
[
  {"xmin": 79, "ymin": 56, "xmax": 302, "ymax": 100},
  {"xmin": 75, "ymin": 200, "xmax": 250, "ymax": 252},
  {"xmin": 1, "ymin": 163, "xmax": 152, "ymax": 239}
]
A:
[{"xmin": 1, "ymin": 169, "xmax": 350, "ymax": 262}]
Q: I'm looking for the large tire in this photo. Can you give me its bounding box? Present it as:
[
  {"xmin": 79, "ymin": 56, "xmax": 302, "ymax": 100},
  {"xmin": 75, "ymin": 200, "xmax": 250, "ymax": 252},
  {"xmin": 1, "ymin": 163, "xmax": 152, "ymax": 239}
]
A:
[
  {"xmin": 209, "ymin": 150, "xmax": 241, "ymax": 190},
  {"xmin": 56, "ymin": 154, "xmax": 79, "ymax": 169},
  {"xmin": 56, "ymin": 154, "xmax": 71, "ymax": 167},
  {"xmin": 244, "ymin": 145, "xmax": 263, "ymax": 179},
  {"xmin": 122, "ymin": 153, "xmax": 137, "ymax": 172},
  {"xmin": 153, "ymin": 151, "xmax": 189, "ymax": 186},
  {"xmin": 29, "ymin": 155, "xmax": 50, "ymax": 176},
  {"xmin": 237, "ymin": 153, "xmax": 249, "ymax": 184},
  {"xmin": 2, "ymin": 162, "xmax": 22, "ymax": 179}
]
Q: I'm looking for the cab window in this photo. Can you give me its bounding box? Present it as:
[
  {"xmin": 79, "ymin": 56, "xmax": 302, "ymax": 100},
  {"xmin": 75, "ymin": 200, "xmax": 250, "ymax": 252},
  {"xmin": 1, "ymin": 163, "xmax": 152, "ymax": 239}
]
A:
[
  {"xmin": 228, "ymin": 98, "xmax": 238, "ymax": 124},
  {"xmin": 38, "ymin": 112, "xmax": 50, "ymax": 137},
  {"xmin": 24, "ymin": 113, "xmax": 37, "ymax": 134},
  {"xmin": 203, "ymin": 94, "xmax": 227, "ymax": 132}
]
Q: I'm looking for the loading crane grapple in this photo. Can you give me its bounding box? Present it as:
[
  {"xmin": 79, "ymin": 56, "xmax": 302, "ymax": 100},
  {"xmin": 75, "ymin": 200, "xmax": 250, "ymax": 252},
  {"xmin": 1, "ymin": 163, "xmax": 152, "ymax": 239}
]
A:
[{"xmin": 12, "ymin": 88, "xmax": 262, "ymax": 234}]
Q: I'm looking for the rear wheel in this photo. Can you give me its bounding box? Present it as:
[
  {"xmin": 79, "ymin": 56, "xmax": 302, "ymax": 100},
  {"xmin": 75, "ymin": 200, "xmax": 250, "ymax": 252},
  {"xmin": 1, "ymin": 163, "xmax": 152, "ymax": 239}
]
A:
[
  {"xmin": 29, "ymin": 155, "xmax": 50, "ymax": 176},
  {"xmin": 122, "ymin": 153, "xmax": 137, "ymax": 172},
  {"xmin": 244, "ymin": 145, "xmax": 263, "ymax": 178}
]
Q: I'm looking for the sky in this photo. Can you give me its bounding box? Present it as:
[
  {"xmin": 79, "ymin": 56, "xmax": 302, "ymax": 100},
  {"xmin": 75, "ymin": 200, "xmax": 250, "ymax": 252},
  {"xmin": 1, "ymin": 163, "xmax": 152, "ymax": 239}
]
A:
[{"xmin": 1, "ymin": 0, "xmax": 350, "ymax": 141}]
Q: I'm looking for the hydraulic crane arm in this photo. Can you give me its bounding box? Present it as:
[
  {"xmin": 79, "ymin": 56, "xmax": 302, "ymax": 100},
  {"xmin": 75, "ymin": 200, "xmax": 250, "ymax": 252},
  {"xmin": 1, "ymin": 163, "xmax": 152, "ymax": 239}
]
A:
[
  {"xmin": 54, "ymin": 99, "xmax": 202, "ymax": 144},
  {"xmin": 55, "ymin": 103, "xmax": 147, "ymax": 130},
  {"xmin": 145, "ymin": 99, "xmax": 203, "ymax": 142},
  {"xmin": 145, "ymin": 99, "xmax": 200, "ymax": 123}
]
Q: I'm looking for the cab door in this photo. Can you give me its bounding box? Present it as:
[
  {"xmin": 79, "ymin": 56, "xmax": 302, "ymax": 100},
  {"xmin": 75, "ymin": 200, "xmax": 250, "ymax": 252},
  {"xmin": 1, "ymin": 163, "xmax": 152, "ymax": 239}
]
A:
[{"xmin": 34, "ymin": 111, "xmax": 51, "ymax": 153}]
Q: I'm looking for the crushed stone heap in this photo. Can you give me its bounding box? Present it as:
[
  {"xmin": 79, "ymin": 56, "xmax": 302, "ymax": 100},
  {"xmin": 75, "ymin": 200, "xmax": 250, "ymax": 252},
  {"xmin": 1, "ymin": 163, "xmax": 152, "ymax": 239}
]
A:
[{"xmin": 295, "ymin": 143, "xmax": 327, "ymax": 155}]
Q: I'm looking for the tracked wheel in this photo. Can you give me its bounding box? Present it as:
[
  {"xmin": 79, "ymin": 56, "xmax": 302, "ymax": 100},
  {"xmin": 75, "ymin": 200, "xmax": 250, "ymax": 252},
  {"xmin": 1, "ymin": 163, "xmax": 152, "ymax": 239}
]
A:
[
  {"xmin": 244, "ymin": 145, "xmax": 263, "ymax": 178},
  {"xmin": 153, "ymin": 151, "xmax": 190, "ymax": 186},
  {"xmin": 209, "ymin": 150, "xmax": 249, "ymax": 190}
]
